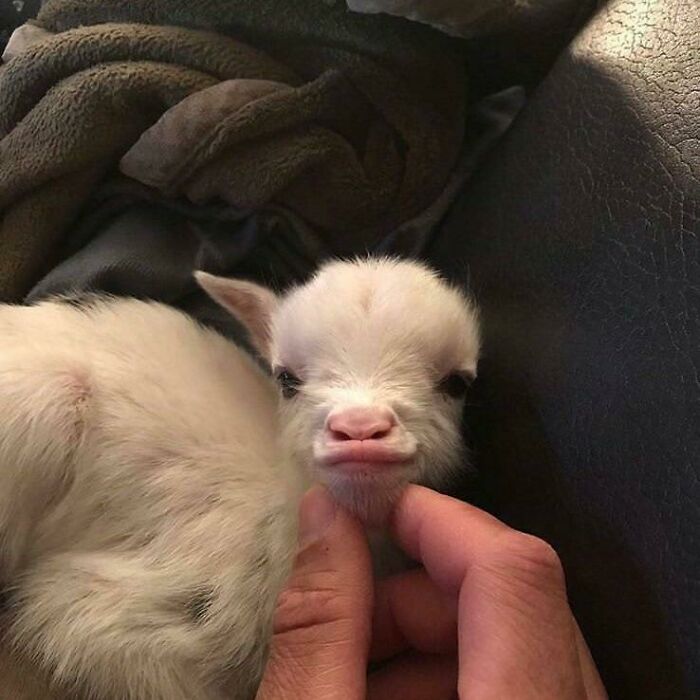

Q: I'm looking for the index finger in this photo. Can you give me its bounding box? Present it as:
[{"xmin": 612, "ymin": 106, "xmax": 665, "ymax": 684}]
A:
[
  {"xmin": 391, "ymin": 486, "xmax": 592, "ymax": 699},
  {"xmin": 389, "ymin": 485, "xmax": 512, "ymax": 594}
]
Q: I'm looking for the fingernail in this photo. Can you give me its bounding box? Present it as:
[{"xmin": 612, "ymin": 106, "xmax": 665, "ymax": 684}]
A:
[{"xmin": 298, "ymin": 485, "xmax": 337, "ymax": 547}]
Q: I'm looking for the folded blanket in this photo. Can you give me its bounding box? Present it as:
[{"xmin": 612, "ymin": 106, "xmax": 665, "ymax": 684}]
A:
[
  {"xmin": 22, "ymin": 87, "xmax": 523, "ymax": 375},
  {"xmin": 0, "ymin": 0, "xmax": 466, "ymax": 302}
]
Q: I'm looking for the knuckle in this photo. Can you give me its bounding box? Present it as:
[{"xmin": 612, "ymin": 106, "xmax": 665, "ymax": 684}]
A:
[
  {"xmin": 490, "ymin": 532, "xmax": 565, "ymax": 588},
  {"xmin": 508, "ymin": 533, "xmax": 561, "ymax": 569},
  {"xmin": 273, "ymin": 581, "xmax": 354, "ymax": 635}
]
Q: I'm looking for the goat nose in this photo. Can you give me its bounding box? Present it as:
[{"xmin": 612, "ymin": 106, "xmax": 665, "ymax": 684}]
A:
[{"xmin": 327, "ymin": 406, "xmax": 397, "ymax": 442}]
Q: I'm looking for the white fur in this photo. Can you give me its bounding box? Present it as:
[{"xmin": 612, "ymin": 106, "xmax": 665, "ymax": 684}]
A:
[
  {"xmin": 0, "ymin": 258, "xmax": 479, "ymax": 698},
  {"xmin": 270, "ymin": 258, "xmax": 480, "ymax": 526},
  {"xmin": 0, "ymin": 299, "xmax": 301, "ymax": 699}
]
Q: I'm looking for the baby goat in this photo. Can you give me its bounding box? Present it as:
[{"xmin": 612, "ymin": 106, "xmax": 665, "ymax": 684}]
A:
[{"xmin": 0, "ymin": 258, "xmax": 479, "ymax": 699}]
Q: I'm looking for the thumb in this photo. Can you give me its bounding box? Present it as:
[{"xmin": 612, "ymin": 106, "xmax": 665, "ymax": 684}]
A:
[{"xmin": 256, "ymin": 485, "xmax": 373, "ymax": 700}]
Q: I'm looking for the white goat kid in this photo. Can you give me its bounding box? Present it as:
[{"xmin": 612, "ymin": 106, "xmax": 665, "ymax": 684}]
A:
[
  {"xmin": 199, "ymin": 258, "xmax": 481, "ymax": 527},
  {"xmin": 0, "ymin": 258, "xmax": 479, "ymax": 699}
]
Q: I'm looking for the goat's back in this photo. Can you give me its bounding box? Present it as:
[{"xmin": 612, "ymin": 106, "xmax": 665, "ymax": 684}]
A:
[{"xmin": 0, "ymin": 298, "xmax": 300, "ymax": 699}]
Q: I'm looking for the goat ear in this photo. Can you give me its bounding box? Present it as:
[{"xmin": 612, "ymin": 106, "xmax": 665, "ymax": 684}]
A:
[{"xmin": 195, "ymin": 271, "xmax": 278, "ymax": 362}]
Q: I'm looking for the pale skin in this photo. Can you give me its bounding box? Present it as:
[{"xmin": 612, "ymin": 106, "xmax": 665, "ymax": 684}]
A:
[{"xmin": 258, "ymin": 484, "xmax": 608, "ymax": 700}]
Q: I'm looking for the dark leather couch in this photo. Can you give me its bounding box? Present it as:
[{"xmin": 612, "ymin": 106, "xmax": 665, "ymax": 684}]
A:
[{"xmin": 430, "ymin": 1, "xmax": 700, "ymax": 698}]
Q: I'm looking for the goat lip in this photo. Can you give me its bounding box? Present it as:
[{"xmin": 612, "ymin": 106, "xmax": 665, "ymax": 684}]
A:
[
  {"xmin": 324, "ymin": 462, "xmax": 410, "ymax": 478},
  {"xmin": 318, "ymin": 441, "xmax": 415, "ymax": 468}
]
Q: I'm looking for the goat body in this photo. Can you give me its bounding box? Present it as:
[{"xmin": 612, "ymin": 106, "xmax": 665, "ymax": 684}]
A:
[{"xmin": 0, "ymin": 298, "xmax": 301, "ymax": 699}]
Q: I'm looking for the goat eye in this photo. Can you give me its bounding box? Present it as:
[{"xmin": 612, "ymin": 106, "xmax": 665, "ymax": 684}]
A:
[
  {"xmin": 275, "ymin": 369, "xmax": 302, "ymax": 399},
  {"xmin": 438, "ymin": 372, "xmax": 473, "ymax": 399}
]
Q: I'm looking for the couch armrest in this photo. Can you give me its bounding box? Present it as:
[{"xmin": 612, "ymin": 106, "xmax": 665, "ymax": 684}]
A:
[{"xmin": 430, "ymin": 1, "xmax": 700, "ymax": 698}]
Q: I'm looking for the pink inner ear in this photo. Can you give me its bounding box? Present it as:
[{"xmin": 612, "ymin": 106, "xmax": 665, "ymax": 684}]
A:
[
  {"xmin": 195, "ymin": 272, "xmax": 276, "ymax": 360},
  {"xmin": 234, "ymin": 291, "xmax": 271, "ymax": 351}
]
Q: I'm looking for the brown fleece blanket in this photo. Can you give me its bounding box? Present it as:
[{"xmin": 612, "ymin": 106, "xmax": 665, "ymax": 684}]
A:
[{"xmin": 0, "ymin": 0, "xmax": 466, "ymax": 302}]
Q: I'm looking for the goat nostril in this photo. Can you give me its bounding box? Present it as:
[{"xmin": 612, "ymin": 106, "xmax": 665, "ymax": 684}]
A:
[
  {"xmin": 370, "ymin": 428, "xmax": 391, "ymax": 440},
  {"xmin": 328, "ymin": 424, "xmax": 394, "ymax": 442}
]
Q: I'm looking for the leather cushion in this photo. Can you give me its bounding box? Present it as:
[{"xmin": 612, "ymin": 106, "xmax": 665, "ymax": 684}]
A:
[{"xmin": 430, "ymin": 0, "xmax": 700, "ymax": 698}]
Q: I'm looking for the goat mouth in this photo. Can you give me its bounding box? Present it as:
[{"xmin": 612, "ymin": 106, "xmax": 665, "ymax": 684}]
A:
[{"xmin": 315, "ymin": 439, "xmax": 417, "ymax": 469}]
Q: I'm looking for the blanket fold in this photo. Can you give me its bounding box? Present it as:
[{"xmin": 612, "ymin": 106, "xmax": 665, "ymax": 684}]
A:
[{"xmin": 0, "ymin": 0, "xmax": 466, "ymax": 301}]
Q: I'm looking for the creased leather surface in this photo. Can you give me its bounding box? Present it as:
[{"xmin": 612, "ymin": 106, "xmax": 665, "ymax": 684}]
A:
[{"xmin": 430, "ymin": 1, "xmax": 700, "ymax": 698}]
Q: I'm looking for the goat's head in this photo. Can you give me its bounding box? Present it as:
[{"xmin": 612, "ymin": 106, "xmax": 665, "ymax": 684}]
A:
[{"xmin": 197, "ymin": 258, "xmax": 480, "ymax": 526}]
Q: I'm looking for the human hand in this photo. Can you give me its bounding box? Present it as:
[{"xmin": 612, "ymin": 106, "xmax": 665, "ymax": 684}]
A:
[
  {"xmin": 373, "ymin": 485, "xmax": 608, "ymax": 699},
  {"xmin": 257, "ymin": 484, "xmax": 607, "ymax": 700}
]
